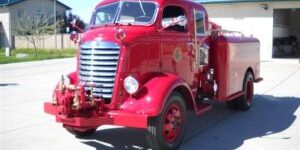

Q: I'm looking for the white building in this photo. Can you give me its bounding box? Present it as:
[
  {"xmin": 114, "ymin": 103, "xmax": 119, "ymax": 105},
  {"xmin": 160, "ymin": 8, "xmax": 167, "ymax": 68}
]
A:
[
  {"xmin": 0, "ymin": 0, "xmax": 71, "ymax": 49},
  {"xmin": 198, "ymin": 0, "xmax": 300, "ymax": 60}
]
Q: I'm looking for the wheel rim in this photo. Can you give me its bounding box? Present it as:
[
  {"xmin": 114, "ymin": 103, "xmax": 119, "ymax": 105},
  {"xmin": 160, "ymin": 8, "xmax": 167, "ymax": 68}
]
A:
[
  {"xmin": 162, "ymin": 102, "xmax": 183, "ymax": 143},
  {"xmin": 246, "ymin": 79, "xmax": 254, "ymax": 105}
]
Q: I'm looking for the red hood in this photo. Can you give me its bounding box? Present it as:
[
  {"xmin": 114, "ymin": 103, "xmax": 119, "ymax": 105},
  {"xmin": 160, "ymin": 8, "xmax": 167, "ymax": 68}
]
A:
[{"xmin": 81, "ymin": 25, "xmax": 157, "ymax": 44}]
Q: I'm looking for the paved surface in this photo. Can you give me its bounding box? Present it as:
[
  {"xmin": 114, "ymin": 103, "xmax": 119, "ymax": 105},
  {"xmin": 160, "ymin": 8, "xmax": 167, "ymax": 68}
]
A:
[{"xmin": 0, "ymin": 58, "xmax": 299, "ymax": 150}]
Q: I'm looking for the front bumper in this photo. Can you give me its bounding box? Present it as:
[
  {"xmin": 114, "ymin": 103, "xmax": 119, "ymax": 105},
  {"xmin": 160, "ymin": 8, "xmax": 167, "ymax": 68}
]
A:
[{"xmin": 44, "ymin": 102, "xmax": 148, "ymax": 129}]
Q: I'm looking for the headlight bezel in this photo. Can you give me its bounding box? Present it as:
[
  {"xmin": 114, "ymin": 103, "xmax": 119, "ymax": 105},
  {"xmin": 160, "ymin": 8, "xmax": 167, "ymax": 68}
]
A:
[{"xmin": 123, "ymin": 76, "xmax": 139, "ymax": 95}]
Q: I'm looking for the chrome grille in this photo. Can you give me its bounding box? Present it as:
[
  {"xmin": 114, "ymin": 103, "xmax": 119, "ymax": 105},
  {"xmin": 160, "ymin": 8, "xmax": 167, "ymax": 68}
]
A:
[{"xmin": 79, "ymin": 41, "xmax": 120, "ymax": 99}]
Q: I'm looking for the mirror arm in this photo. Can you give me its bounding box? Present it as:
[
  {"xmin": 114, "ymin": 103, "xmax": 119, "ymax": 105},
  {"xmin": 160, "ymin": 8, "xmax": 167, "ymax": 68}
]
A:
[
  {"xmin": 73, "ymin": 25, "xmax": 84, "ymax": 33},
  {"xmin": 73, "ymin": 39, "xmax": 81, "ymax": 45}
]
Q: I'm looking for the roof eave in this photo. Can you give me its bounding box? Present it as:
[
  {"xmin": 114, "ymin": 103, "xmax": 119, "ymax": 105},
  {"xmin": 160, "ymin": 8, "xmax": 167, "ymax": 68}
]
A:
[
  {"xmin": 57, "ymin": 1, "xmax": 71, "ymax": 10},
  {"xmin": 1, "ymin": 0, "xmax": 71, "ymax": 10}
]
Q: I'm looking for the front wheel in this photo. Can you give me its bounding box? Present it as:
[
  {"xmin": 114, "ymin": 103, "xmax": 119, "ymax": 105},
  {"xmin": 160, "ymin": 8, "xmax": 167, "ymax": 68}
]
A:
[
  {"xmin": 65, "ymin": 126, "xmax": 96, "ymax": 137},
  {"xmin": 147, "ymin": 92, "xmax": 187, "ymax": 150}
]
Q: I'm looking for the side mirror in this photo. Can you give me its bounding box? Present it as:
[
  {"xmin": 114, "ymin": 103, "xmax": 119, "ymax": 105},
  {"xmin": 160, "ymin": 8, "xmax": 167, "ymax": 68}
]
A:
[
  {"xmin": 162, "ymin": 16, "xmax": 188, "ymax": 29},
  {"xmin": 70, "ymin": 31, "xmax": 79, "ymax": 44},
  {"xmin": 71, "ymin": 19, "xmax": 77, "ymax": 28},
  {"xmin": 71, "ymin": 19, "xmax": 85, "ymax": 33}
]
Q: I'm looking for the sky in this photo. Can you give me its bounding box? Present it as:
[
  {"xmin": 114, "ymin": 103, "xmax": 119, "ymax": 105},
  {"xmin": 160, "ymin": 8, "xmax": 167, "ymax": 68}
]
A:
[{"xmin": 58, "ymin": 0, "xmax": 101, "ymax": 23}]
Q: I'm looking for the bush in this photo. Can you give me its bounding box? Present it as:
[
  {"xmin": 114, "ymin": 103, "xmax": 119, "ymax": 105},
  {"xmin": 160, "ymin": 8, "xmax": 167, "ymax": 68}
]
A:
[{"xmin": 0, "ymin": 48, "xmax": 76, "ymax": 64}]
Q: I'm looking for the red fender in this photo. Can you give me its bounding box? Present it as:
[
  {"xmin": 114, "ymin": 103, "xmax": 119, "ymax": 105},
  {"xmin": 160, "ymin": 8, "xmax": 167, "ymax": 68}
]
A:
[
  {"xmin": 68, "ymin": 71, "xmax": 78, "ymax": 84},
  {"xmin": 120, "ymin": 73, "xmax": 193, "ymax": 117}
]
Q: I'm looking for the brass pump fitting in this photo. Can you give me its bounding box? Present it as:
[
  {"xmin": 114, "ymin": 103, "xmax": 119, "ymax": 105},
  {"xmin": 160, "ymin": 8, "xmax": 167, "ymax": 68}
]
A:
[
  {"xmin": 52, "ymin": 94, "xmax": 57, "ymax": 105},
  {"xmin": 90, "ymin": 86, "xmax": 96, "ymax": 107},
  {"xmin": 72, "ymin": 87, "xmax": 80, "ymax": 110},
  {"xmin": 58, "ymin": 75, "xmax": 65, "ymax": 93}
]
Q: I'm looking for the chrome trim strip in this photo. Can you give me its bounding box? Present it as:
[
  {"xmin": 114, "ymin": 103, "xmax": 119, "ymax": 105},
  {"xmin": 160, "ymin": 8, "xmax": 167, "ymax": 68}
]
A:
[
  {"xmin": 80, "ymin": 50, "xmax": 119, "ymax": 55},
  {"xmin": 79, "ymin": 76, "xmax": 115, "ymax": 82},
  {"xmin": 80, "ymin": 60, "xmax": 118, "ymax": 66},
  {"xmin": 81, "ymin": 82, "xmax": 114, "ymax": 88},
  {"xmin": 80, "ymin": 55, "xmax": 119, "ymax": 60},
  {"xmin": 80, "ymin": 65, "xmax": 117, "ymax": 71},
  {"xmin": 80, "ymin": 70, "xmax": 116, "ymax": 77},
  {"xmin": 80, "ymin": 41, "xmax": 120, "ymax": 49}
]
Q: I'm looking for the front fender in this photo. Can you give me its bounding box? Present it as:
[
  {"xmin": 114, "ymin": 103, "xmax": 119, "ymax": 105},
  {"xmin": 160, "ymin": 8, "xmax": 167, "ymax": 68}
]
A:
[
  {"xmin": 120, "ymin": 73, "xmax": 190, "ymax": 117},
  {"xmin": 68, "ymin": 71, "xmax": 78, "ymax": 84}
]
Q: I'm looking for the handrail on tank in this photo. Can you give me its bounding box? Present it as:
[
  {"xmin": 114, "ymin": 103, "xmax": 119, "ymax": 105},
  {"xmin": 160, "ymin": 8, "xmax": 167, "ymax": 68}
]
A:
[{"xmin": 210, "ymin": 29, "xmax": 245, "ymax": 37}]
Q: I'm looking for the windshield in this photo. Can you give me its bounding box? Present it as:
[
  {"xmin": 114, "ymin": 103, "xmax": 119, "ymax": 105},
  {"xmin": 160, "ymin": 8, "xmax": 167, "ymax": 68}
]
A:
[
  {"xmin": 90, "ymin": 1, "xmax": 157, "ymax": 26},
  {"xmin": 90, "ymin": 2, "xmax": 119, "ymax": 26}
]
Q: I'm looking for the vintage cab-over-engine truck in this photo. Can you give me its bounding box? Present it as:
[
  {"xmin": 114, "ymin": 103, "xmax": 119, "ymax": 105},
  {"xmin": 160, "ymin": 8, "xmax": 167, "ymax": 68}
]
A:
[{"xmin": 44, "ymin": 0, "xmax": 262, "ymax": 149}]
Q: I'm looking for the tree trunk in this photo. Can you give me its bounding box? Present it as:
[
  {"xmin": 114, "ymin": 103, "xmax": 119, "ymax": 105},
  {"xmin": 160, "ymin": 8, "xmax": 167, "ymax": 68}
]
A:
[
  {"xmin": 30, "ymin": 35, "xmax": 38, "ymax": 57},
  {"xmin": 33, "ymin": 42, "xmax": 37, "ymax": 57}
]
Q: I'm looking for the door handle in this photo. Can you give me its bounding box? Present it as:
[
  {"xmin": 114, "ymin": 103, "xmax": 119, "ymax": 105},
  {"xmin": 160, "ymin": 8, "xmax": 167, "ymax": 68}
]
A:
[{"xmin": 187, "ymin": 42, "xmax": 195, "ymax": 57}]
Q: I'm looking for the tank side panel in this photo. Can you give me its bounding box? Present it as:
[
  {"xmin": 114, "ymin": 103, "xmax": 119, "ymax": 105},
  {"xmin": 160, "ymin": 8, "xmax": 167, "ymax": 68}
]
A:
[
  {"xmin": 213, "ymin": 36, "xmax": 260, "ymax": 100},
  {"xmin": 212, "ymin": 36, "xmax": 229, "ymax": 100},
  {"xmin": 227, "ymin": 42, "xmax": 259, "ymax": 95}
]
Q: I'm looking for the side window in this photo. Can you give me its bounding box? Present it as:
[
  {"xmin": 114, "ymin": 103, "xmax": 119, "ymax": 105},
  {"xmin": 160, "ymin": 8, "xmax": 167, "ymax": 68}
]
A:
[
  {"xmin": 195, "ymin": 11, "xmax": 205, "ymax": 35},
  {"xmin": 162, "ymin": 6, "xmax": 187, "ymax": 32}
]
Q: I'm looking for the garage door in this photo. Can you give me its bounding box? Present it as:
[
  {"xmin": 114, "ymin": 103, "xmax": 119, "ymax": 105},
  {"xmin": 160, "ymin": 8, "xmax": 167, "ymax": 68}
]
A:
[{"xmin": 273, "ymin": 9, "xmax": 300, "ymax": 58}]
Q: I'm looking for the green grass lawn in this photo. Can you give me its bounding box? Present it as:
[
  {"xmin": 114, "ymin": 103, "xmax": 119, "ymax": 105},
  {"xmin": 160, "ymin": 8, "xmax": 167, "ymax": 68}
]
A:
[{"xmin": 0, "ymin": 48, "xmax": 77, "ymax": 64}]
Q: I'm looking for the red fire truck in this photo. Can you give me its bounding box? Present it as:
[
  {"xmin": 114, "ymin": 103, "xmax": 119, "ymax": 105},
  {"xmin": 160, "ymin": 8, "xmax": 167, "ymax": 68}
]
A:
[{"xmin": 44, "ymin": 0, "xmax": 262, "ymax": 149}]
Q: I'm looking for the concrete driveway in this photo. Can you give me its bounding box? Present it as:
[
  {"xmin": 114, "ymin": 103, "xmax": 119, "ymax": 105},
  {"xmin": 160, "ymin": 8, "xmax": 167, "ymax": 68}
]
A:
[{"xmin": 1, "ymin": 58, "xmax": 299, "ymax": 150}]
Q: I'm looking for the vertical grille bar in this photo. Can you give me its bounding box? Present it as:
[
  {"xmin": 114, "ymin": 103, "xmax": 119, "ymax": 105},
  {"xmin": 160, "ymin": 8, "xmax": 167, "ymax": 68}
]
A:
[{"xmin": 79, "ymin": 41, "xmax": 120, "ymax": 99}]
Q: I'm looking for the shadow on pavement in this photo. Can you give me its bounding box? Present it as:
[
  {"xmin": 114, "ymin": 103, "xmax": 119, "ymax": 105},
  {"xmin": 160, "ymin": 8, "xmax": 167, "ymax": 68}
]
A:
[
  {"xmin": 80, "ymin": 128, "xmax": 150, "ymax": 150},
  {"xmin": 0, "ymin": 83, "xmax": 18, "ymax": 87},
  {"xmin": 78, "ymin": 95, "xmax": 300, "ymax": 150},
  {"xmin": 181, "ymin": 95, "xmax": 300, "ymax": 149}
]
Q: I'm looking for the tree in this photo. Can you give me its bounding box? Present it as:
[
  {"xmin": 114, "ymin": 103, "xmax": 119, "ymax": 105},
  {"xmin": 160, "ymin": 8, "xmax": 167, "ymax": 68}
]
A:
[{"xmin": 12, "ymin": 13, "xmax": 62, "ymax": 57}]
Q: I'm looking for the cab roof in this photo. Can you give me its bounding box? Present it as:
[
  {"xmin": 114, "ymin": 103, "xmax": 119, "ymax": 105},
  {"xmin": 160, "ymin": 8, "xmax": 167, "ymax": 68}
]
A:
[{"xmin": 95, "ymin": 0, "xmax": 204, "ymax": 10}]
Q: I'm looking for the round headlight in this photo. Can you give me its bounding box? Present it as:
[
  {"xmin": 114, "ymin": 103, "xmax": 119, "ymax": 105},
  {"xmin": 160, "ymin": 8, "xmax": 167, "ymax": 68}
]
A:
[{"xmin": 124, "ymin": 76, "xmax": 139, "ymax": 94}]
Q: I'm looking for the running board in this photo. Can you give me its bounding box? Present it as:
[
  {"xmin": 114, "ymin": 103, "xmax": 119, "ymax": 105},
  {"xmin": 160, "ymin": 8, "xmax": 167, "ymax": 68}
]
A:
[{"xmin": 195, "ymin": 103, "xmax": 212, "ymax": 116}]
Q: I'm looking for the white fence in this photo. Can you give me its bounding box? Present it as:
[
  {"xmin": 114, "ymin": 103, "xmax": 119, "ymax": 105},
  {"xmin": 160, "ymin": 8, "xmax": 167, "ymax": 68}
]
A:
[{"xmin": 14, "ymin": 34, "xmax": 77, "ymax": 49}]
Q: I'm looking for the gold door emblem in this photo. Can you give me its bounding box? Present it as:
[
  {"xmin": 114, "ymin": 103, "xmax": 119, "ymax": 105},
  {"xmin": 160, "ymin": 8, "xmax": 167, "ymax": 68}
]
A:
[{"xmin": 173, "ymin": 47, "xmax": 183, "ymax": 62}]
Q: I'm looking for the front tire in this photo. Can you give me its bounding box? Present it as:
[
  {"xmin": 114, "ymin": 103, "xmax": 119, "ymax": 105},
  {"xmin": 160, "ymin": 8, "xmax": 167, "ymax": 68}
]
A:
[
  {"xmin": 65, "ymin": 127, "xmax": 96, "ymax": 137},
  {"xmin": 147, "ymin": 92, "xmax": 187, "ymax": 150}
]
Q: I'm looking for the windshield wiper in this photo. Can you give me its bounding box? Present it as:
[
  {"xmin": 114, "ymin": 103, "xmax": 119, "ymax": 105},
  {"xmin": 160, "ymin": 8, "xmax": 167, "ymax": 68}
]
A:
[
  {"xmin": 138, "ymin": 0, "xmax": 146, "ymax": 16},
  {"xmin": 113, "ymin": 0, "xmax": 123, "ymax": 24}
]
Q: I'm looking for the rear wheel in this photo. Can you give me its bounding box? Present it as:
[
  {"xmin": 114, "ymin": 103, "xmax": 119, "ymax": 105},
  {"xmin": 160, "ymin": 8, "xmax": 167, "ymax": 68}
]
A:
[
  {"xmin": 226, "ymin": 72, "xmax": 254, "ymax": 111},
  {"xmin": 147, "ymin": 92, "xmax": 187, "ymax": 150},
  {"xmin": 226, "ymin": 100, "xmax": 237, "ymax": 109}
]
